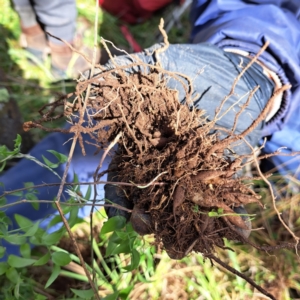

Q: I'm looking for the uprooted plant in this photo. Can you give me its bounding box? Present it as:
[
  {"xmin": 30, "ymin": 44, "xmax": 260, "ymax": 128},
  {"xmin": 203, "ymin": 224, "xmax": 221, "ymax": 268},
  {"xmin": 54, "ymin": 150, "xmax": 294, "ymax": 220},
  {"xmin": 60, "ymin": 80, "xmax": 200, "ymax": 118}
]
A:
[{"xmin": 23, "ymin": 28, "xmax": 297, "ymax": 298}]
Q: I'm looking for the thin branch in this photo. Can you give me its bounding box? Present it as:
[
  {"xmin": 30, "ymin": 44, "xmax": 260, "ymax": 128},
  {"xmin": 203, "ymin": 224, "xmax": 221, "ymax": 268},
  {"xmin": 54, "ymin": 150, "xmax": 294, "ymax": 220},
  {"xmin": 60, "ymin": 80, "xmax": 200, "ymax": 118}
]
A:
[
  {"xmin": 0, "ymin": 197, "xmax": 132, "ymax": 215},
  {"xmin": 56, "ymin": 136, "xmax": 77, "ymax": 202},
  {"xmin": 54, "ymin": 201, "xmax": 100, "ymax": 300},
  {"xmin": 207, "ymin": 253, "xmax": 275, "ymax": 300},
  {"xmin": 0, "ymin": 180, "xmax": 166, "ymax": 199},
  {"xmin": 242, "ymin": 137, "xmax": 300, "ymax": 253},
  {"xmin": 214, "ymin": 41, "xmax": 270, "ymax": 120}
]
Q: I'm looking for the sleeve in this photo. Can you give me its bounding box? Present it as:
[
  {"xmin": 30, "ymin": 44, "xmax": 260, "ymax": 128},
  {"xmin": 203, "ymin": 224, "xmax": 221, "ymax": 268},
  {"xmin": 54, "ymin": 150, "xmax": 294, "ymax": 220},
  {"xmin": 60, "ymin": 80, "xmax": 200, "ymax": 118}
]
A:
[
  {"xmin": 0, "ymin": 131, "xmax": 110, "ymax": 260},
  {"xmin": 190, "ymin": 0, "xmax": 300, "ymax": 185},
  {"xmin": 190, "ymin": 0, "xmax": 300, "ymax": 135}
]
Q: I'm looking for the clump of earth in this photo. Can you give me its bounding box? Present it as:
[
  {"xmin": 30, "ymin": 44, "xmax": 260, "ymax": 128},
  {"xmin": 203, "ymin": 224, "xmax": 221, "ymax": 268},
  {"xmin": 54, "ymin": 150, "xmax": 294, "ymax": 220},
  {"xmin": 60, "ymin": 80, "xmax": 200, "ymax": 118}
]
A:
[
  {"xmin": 24, "ymin": 49, "xmax": 265, "ymax": 260},
  {"xmin": 73, "ymin": 64, "xmax": 262, "ymax": 260}
]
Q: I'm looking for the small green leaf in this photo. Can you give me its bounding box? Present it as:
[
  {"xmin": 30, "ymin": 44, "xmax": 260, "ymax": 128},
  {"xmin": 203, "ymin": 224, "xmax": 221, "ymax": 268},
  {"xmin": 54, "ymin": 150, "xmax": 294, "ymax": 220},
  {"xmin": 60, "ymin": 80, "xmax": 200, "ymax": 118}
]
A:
[
  {"xmin": 31, "ymin": 199, "xmax": 39, "ymax": 210},
  {"xmin": 103, "ymin": 292, "xmax": 119, "ymax": 300},
  {"xmin": 217, "ymin": 208, "xmax": 224, "ymax": 214},
  {"xmin": 47, "ymin": 214, "xmax": 63, "ymax": 228},
  {"xmin": 24, "ymin": 182, "xmax": 34, "ymax": 188},
  {"xmin": 115, "ymin": 230, "xmax": 137, "ymax": 240},
  {"xmin": 42, "ymin": 230, "xmax": 64, "ymax": 245},
  {"xmin": 0, "ymin": 246, "xmax": 6, "ymax": 259},
  {"xmin": 8, "ymin": 255, "xmax": 36, "ymax": 268},
  {"xmin": 119, "ymin": 286, "xmax": 134, "ymax": 299},
  {"xmin": 0, "ymin": 223, "xmax": 8, "ymax": 235},
  {"xmin": 4, "ymin": 234, "xmax": 26, "ymax": 245},
  {"xmin": 42, "ymin": 155, "xmax": 59, "ymax": 168},
  {"xmin": 68, "ymin": 206, "xmax": 80, "ymax": 227},
  {"xmin": 101, "ymin": 216, "xmax": 126, "ymax": 235},
  {"xmin": 47, "ymin": 150, "xmax": 68, "ymax": 164},
  {"xmin": 0, "ymin": 262, "xmax": 8, "ymax": 275},
  {"xmin": 123, "ymin": 249, "xmax": 140, "ymax": 271},
  {"xmin": 71, "ymin": 288, "xmax": 95, "ymax": 299},
  {"xmin": 14, "ymin": 134, "xmax": 22, "ymax": 151},
  {"xmin": 15, "ymin": 214, "xmax": 33, "ymax": 229},
  {"xmin": 208, "ymin": 211, "xmax": 219, "ymax": 217},
  {"xmin": 0, "ymin": 87, "xmax": 9, "ymax": 102},
  {"xmin": 51, "ymin": 251, "xmax": 71, "ymax": 266},
  {"xmin": 0, "ymin": 161, "xmax": 6, "ymax": 172},
  {"xmin": 25, "ymin": 192, "xmax": 38, "ymax": 201},
  {"xmin": 33, "ymin": 252, "xmax": 51, "ymax": 266},
  {"xmin": 10, "ymin": 191, "xmax": 23, "ymax": 197},
  {"xmin": 24, "ymin": 220, "xmax": 40, "ymax": 237},
  {"xmin": 105, "ymin": 241, "xmax": 131, "ymax": 257},
  {"xmin": 45, "ymin": 264, "xmax": 60, "ymax": 288},
  {"xmin": 6, "ymin": 267, "xmax": 19, "ymax": 283},
  {"xmin": 84, "ymin": 185, "xmax": 92, "ymax": 201},
  {"xmin": 20, "ymin": 243, "xmax": 31, "ymax": 258},
  {"xmin": 0, "ymin": 197, "xmax": 7, "ymax": 206}
]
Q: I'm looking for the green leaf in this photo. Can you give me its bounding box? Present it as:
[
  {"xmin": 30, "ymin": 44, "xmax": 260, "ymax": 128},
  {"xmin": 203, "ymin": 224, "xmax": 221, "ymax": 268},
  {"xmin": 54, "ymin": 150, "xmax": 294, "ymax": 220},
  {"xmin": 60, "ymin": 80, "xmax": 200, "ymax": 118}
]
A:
[
  {"xmin": 68, "ymin": 206, "xmax": 80, "ymax": 227},
  {"xmin": 0, "ymin": 87, "xmax": 9, "ymax": 102},
  {"xmin": 115, "ymin": 230, "xmax": 137, "ymax": 240},
  {"xmin": 24, "ymin": 220, "xmax": 40, "ymax": 237},
  {"xmin": 0, "ymin": 246, "xmax": 6, "ymax": 259},
  {"xmin": 103, "ymin": 292, "xmax": 119, "ymax": 300},
  {"xmin": 10, "ymin": 191, "xmax": 23, "ymax": 197},
  {"xmin": 0, "ymin": 223, "xmax": 8, "ymax": 235},
  {"xmin": 208, "ymin": 211, "xmax": 219, "ymax": 217},
  {"xmin": 24, "ymin": 182, "xmax": 34, "ymax": 188},
  {"xmin": 105, "ymin": 240, "xmax": 131, "ymax": 257},
  {"xmin": 71, "ymin": 288, "xmax": 95, "ymax": 299},
  {"xmin": 0, "ymin": 161, "xmax": 6, "ymax": 172},
  {"xmin": 20, "ymin": 243, "xmax": 31, "ymax": 258},
  {"xmin": 47, "ymin": 150, "xmax": 68, "ymax": 164},
  {"xmin": 29, "ymin": 228, "xmax": 45, "ymax": 245},
  {"xmin": 119, "ymin": 286, "xmax": 134, "ymax": 299},
  {"xmin": 84, "ymin": 185, "xmax": 92, "ymax": 201},
  {"xmin": 7, "ymin": 255, "xmax": 36, "ymax": 268},
  {"xmin": 42, "ymin": 155, "xmax": 59, "ymax": 168},
  {"xmin": 42, "ymin": 230, "xmax": 64, "ymax": 245},
  {"xmin": 31, "ymin": 199, "xmax": 40, "ymax": 210},
  {"xmin": 4, "ymin": 234, "xmax": 26, "ymax": 245},
  {"xmin": 45, "ymin": 264, "xmax": 60, "ymax": 288},
  {"xmin": 47, "ymin": 214, "xmax": 63, "ymax": 228},
  {"xmin": 14, "ymin": 134, "xmax": 22, "ymax": 151},
  {"xmin": 123, "ymin": 249, "xmax": 140, "ymax": 271},
  {"xmin": 101, "ymin": 216, "xmax": 126, "ymax": 235},
  {"xmin": 51, "ymin": 251, "xmax": 71, "ymax": 266},
  {"xmin": 6, "ymin": 267, "xmax": 19, "ymax": 284},
  {"xmin": 25, "ymin": 192, "xmax": 38, "ymax": 201},
  {"xmin": 15, "ymin": 214, "xmax": 33, "ymax": 229},
  {"xmin": 217, "ymin": 208, "xmax": 224, "ymax": 214},
  {"xmin": 33, "ymin": 252, "xmax": 51, "ymax": 266},
  {"xmin": 2, "ymin": 215, "xmax": 12, "ymax": 226},
  {"xmin": 0, "ymin": 197, "xmax": 7, "ymax": 206},
  {"xmin": 0, "ymin": 262, "xmax": 8, "ymax": 275}
]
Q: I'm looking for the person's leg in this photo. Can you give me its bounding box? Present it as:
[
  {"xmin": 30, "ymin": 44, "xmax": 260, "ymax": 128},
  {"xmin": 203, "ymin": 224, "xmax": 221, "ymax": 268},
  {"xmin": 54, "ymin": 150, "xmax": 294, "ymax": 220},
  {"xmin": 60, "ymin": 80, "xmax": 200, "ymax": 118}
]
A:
[
  {"xmin": 13, "ymin": 0, "xmax": 99, "ymax": 79},
  {"xmin": 31, "ymin": 0, "xmax": 77, "ymax": 46},
  {"xmin": 12, "ymin": 0, "xmax": 50, "ymax": 61}
]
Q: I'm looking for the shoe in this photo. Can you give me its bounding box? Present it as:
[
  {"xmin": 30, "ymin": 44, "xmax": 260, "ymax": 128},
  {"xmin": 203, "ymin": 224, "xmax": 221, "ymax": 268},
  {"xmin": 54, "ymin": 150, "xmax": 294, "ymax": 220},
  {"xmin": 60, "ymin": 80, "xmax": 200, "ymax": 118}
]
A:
[
  {"xmin": 50, "ymin": 42, "xmax": 100, "ymax": 80},
  {"xmin": 19, "ymin": 24, "xmax": 50, "ymax": 64}
]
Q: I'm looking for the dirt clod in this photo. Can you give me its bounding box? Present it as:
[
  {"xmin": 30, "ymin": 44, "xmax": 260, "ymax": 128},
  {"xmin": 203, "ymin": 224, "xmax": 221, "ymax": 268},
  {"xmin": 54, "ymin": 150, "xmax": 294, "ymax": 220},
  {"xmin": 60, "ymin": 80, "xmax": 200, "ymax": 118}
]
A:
[{"xmin": 74, "ymin": 65, "xmax": 260, "ymax": 259}]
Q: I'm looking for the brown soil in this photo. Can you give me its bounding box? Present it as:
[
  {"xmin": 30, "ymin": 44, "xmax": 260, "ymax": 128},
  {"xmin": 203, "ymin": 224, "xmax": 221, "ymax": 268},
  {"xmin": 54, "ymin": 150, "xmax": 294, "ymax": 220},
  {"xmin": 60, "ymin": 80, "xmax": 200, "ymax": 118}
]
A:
[{"xmin": 73, "ymin": 65, "xmax": 262, "ymax": 260}]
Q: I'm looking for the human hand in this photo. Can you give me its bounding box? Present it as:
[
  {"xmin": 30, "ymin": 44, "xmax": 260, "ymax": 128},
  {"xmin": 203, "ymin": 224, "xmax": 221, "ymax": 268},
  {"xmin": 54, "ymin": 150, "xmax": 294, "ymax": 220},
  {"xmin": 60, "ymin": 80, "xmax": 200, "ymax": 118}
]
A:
[{"xmin": 96, "ymin": 42, "xmax": 274, "ymax": 245}]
